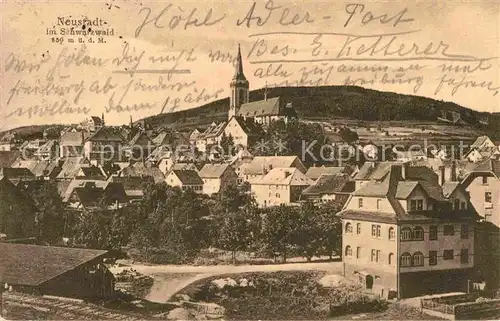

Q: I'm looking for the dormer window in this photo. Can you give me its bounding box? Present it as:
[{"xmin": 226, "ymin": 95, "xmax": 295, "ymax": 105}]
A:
[{"xmin": 410, "ymin": 199, "xmax": 423, "ymax": 211}]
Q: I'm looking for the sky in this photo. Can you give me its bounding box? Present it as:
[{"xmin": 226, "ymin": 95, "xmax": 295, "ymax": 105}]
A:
[{"xmin": 1, "ymin": 0, "xmax": 499, "ymax": 130}]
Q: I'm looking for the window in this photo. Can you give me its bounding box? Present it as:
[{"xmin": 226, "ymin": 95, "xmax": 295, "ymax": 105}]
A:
[
  {"xmin": 461, "ymin": 249, "xmax": 469, "ymax": 263},
  {"xmin": 371, "ymin": 249, "xmax": 378, "ymax": 262},
  {"xmin": 371, "ymin": 225, "xmax": 376, "ymax": 237},
  {"xmin": 461, "ymin": 224, "xmax": 469, "ymax": 239},
  {"xmin": 345, "ymin": 246, "xmax": 352, "ymax": 257},
  {"xmin": 377, "ymin": 199, "xmax": 382, "ymax": 210},
  {"xmin": 389, "ymin": 227, "xmax": 395, "ymax": 240},
  {"xmin": 411, "ymin": 199, "xmax": 423, "ymax": 211},
  {"xmin": 453, "ymin": 199, "xmax": 460, "ymax": 210},
  {"xmin": 429, "ymin": 251, "xmax": 437, "ymax": 265},
  {"xmin": 356, "ymin": 223, "xmax": 361, "ymax": 235},
  {"xmin": 376, "ymin": 250, "xmax": 381, "ymax": 262},
  {"xmin": 460, "ymin": 202, "xmax": 466, "ymax": 210},
  {"xmin": 400, "ymin": 252, "xmax": 412, "ymax": 266},
  {"xmin": 376, "ymin": 225, "xmax": 381, "ymax": 238},
  {"xmin": 345, "ymin": 223, "xmax": 353, "ymax": 233},
  {"xmin": 413, "ymin": 226, "xmax": 424, "ymax": 240},
  {"xmin": 429, "ymin": 225, "xmax": 438, "ymax": 240},
  {"xmin": 443, "ymin": 250, "xmax": 454, "ymax": 260},
  {"xmin": 413, "ymin": 252, "xmax": 424, "ymax": 266},
  {"xmin": 485, "ymin": 192, "xmax": 492, "ymax": 203},
  {"xmin": 388, "ymin": 253, "xmax": 394, "ymax": 265},
  {"xmin": 482, "ymin": 176, "xmax": 488, "ymax": 185},
  {"xmin": 358, "ymin": 198, "xmax": 364, "ymax": 208},
  {"xmin": 401, "ymin": 227, "xmax": 412, "ymax": 241},
  {"xmin": 356, "ymin": 247, "xmax": 361, "ymax": 258},
  {"xmin": 443, "ymin": 225, "xmax": 455, "ymax": 236}
]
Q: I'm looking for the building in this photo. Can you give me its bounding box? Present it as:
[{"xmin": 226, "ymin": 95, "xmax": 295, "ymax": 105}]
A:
[
  {"xmin": 34, "ymin": 140, "xmax": 58, "ymax": 160},
  {"xmin": 78, "ymin": 115, "xmax": 105, "ymax": 132},
  {"xmin": 0, "ymin": 151, "xmax": 21, "ymax": 168},
  {"xmin": 165, "ymin": 169, "xmax": 204, "ymax": 192},
  {"xmin": 198, "ymin": 163, "xmax": 238, "ymax": 195},
  {"xmin": 301, "ymin": 173, "xmax": 355, "ymax": 205},
  {"xmin": 83, "ymin": 127, "xmax": 126, "ymax": 165},
  {"xmin": 59, "ymin": 130, "xmax": 90, "ymax": 158},
  {"xmin": 238, "ymin": 156, "xmax": 307, "ymax": 183},
  {"xmin": 223, "ymin": 116, "xmax": 264, "ymax": 149},
  {"xmin": 461, "ymin": 158, "xmax": 500, "ymax": 227},
  {"xmin": 227, "ymin": 45, "xmax": 296, "ymax": 125},
  {"xmin": 460, "ymin": 158, "xmax": 500, "ymax": 290},
  {"xmin": 251, "ymin": 167, "xmax": 313, "ymax": 207},
  {"xmin": 464, "ymin": 136, "xmax": 498, "ymax": 163},
  {"xmin": 305, "ymin": 165, "xmax": 352, "ymax": 181},
  {"xmin": 0, "ymin": 243, "xmax": 115, "ymax": 300},
  {"xmin": 120, "ymin": 161, "xmax": 165, "ymax": 184},
  {"xmin": 338, "ymin": 163, "xmax": 478, "ymax": 299},
  {"xmin": 122, "ymin": 130, "xmax": 154, "ymax": 160}
]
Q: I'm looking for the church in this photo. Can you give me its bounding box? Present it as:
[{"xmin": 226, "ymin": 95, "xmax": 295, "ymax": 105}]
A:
[{"xmin": 228, "ymin": 45, "xmax": 296, "ymax": 125}]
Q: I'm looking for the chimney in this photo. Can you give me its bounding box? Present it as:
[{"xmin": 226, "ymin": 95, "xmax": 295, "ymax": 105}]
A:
[
  {"xmin": 402, "ymin": 162, "xmax": 409, "ymax": 180},
  {"xmin": 451, "ymin": 161, "xmax": 457, "ymax": 181},
  {"xmin": 438, "ymin": 165, "xmax": 445, "ymax": 186}
]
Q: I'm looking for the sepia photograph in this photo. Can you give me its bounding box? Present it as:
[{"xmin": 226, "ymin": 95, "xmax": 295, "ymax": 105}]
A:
[{"xmin": 0, "ymin": 0, "xmax": 499, "ymax": 320}]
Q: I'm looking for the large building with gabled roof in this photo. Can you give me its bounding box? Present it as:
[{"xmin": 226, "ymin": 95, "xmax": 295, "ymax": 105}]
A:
[
  {"xmin": 0, "ymin": 243, "xmax": 115, "ymax": 300},
  {"xmin": 339, "ymin": 163, "xmax": 479, "ymax": 299}
]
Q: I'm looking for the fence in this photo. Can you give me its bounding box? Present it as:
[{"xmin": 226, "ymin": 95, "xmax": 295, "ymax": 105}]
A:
[{"xmin": 421, "ymin": 294, "xmax": 500, "ymax": 320}]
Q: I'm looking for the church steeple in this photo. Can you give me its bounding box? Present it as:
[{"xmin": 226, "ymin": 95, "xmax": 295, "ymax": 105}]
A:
[
  {"xmin": 229, "ymin": 44, "xmax": 249, "ymax": 120},
  {"xmin": 101, "ymin": 112, "xmax": 105, "ymax": 126}
]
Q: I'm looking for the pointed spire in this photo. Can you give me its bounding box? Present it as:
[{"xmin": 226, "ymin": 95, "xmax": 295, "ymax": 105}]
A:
[
  {"xmin": 130, "ymin": 115, "xmax": 133, "ymax": 129},
  {"xmin": 101, "ymin": 112, "xmax": 105, "ymax": 126},
  {"xmin": 264, "ymin": 81, "xmax": 268, "ymax": 101},
  {"xmin": 233, "ymin": 43, "xmax": 246, "ymax": 81}
]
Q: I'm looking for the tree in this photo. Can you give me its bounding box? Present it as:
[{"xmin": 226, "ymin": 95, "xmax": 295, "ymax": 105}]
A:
[
  {"xmin": 292, "ymin": 202, "xmax": 323, "ymax": 262},
  {"xmin": 217, "ymin": 211, "xmax": 252, "ymax": 263},
  {"xmin": 261, "ymin": 205, "xmax": 298, "ymax": 263},
  {"xmin": 30, "ymin": 181, "xmax": 66, "ymax": 244},
  {"xmin": 316, "ymin": 202, "xmax": 343, "ymax": 259}
]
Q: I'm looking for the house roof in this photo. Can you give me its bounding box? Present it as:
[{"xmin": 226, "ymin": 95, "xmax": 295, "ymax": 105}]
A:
[
  {"xmin": 121, "ymin": 162, "xmax": 165, "ymax": 183},
  {"xmin": 126, "ymin": 131, "xmax": 152, "ymax": 148},
  {"xmin": 0, "ymin": 167, "xmax": 35, "ymax": 179},
  {"xmin": 243, "ymin": 156, "xmax": 302, "ymax": 176},
  {"xmin": 231, "ymin": 116, "xmax": 264, "ymax": 138},
  {"xmin": 86, "ymin": 127, "xmax": 125, "ymax": 143},
  {"xmin": 0, "ymin": 243, "xmax": 108, "ymax": 287},
  {"xmin": 104, "ymin": 182, "xmax": 128, "ymax": 202},
  {"xmin": 0, "ymin": 151, "xmax": 21, "ymax": 168},
  {"xmin": 338, "ymin": 208, "xmax": 479, "ymax": 224},
  {"xmin": 354, "ymin": 162, "xmax": 399, "ymax": 181},
  {"xmin": 305, "ymin": 166, "xmax": 347, "ymax": 181},
  {"xmin": 170, "ymin": 169, "xmax": 203, "ymax": 185},
  {"xmin": 253, "ymin": 167, "xmax": 313, "ymax": 186},
  {"xmin": 60, "ymin": 131, "xmax": 89, "ymax": 146},
  {"xmin": 237, "ymin": 97, "xmax": 286, "ymax": 118},
  {"xmin": 62, "ymin": 179, "xmax": 108, "ymax": 202},
  {"xmin": 470, "ymin": 158, "xmax": 500, "ymax": 178},
  {"xmin": 30, "ymin": 160, "xmax": 61, "ymax": 178},
  {"xmin": 171, "ymin": 163, "xmax": 198, "ymax": 171},
  {"xmin": 394, "ymin": 181, "xmax": 420, "ymax": 199},
  {"xmin": 200, "ymin": 122, "xmax": 227, "ymax": 139},
  {"xmin": 37, "ymin": 140, "xmax": 57, "ymax": 153},
  {"xmin": 442, "ymin": 181, "xmax": 460, "ymax": 198},
  {"xmin": 152, "ymin": 130, "xmax": 189, "ymax": 146},
  {"xmin": 301, "ymin": 174, "xmax": 354, "ymax": 195},
  {"xmin": 198, "ymin": 163, "xmax": 231, "ymax": 178},
  {"xmin": 471, "ymin": 136, "xmax": 492, "ymax": 149},
  {"xmin": 79, "ymin": 166, "xmax": 105, "ymax": 178},
  {"xmin": 57, "ymin": 157, "xmax": 90, "ymax": 179},
  {"xmin": 71, "ymin": 185, "xmax": 105, "ymax": 208},
  {"xmin": 11, "ymin": 159, "xmax": 38, "ymax": 171}
]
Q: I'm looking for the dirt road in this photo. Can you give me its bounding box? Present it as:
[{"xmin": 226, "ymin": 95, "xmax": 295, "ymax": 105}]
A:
[{"xmin": 111, "ymin": 261, "xmax": 343, "ymax": 303}]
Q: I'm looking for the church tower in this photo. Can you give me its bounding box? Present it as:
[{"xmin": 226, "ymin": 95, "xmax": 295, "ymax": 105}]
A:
[{"xmin": 228, "ymin": 44, "xmax": 249, "ymax": 120}]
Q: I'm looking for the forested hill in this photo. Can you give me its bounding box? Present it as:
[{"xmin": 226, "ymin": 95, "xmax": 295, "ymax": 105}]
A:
[{"xmin": 141, "ymin": 85, "xmax": 498, "ymax": 135}]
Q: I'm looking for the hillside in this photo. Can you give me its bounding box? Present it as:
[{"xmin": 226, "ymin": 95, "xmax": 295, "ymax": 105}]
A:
[
  {"xmin": 141, "ymin": 86, "xmax": 500, "ymax": 137},
  {"xmin": 2, "ymin": 86, "xmax": 499, "ymax": 140}
]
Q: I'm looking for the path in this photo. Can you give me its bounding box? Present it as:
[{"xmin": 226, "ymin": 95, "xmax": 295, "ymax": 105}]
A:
[{"xmin": 111, "ymin": 261, "xmax": 343, "ymax": 303}]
